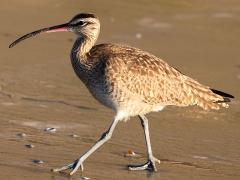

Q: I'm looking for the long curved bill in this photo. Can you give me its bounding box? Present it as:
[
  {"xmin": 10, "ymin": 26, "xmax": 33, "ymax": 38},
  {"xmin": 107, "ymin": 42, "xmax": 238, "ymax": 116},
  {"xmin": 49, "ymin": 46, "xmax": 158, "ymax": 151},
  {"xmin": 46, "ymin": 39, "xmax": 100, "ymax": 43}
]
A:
[{"xmin": 9, "ymin": 23, "xmax": 70, "ymax": 48}]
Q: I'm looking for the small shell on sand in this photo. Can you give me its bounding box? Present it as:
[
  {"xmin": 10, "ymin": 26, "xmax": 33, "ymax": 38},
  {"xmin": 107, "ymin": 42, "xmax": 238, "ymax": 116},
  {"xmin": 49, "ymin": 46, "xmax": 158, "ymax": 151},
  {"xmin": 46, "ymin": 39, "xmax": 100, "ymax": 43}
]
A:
[
  {"xmin": 25, "ymin": 144, "xmax": 35, "ymax": 148},
  {"xmin": 70, "ymin": 134, "xmax": 79, "ymax": 138},
  {"xmin": 192, "ymin": 155, "xmax": 208, "ymax": 160},
  {"xmin": 16, "ymin": 133, "xmax": 26, "ymax": 137},
  {"xmin": 44, "ymin": 127, "xmax": 57, "ymax": 133},
  {"xmin": 124, "ymin": 150, "xmax": 141, "ymax": 157},
  {"xmin": 81, "ymin": 176, "xmax": 90, "ymax": 180},
  {"xmin": 33, "ymin": 160, "xmax": 44, "ymax": 164}
]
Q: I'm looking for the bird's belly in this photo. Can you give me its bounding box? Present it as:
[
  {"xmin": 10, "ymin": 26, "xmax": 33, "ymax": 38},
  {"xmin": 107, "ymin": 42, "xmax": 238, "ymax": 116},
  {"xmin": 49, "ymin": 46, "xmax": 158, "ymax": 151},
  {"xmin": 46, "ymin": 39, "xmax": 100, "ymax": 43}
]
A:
[
  {"xmin": 85, "ymin": 81, "xmax": 165, "ymax": 119},
  {"xmin": 117, "ymin": 100, "xmax": 165, "ymax": 120},
  {"xmin": 86, "ymin": 83, "xmax": 116, "ymax": 110}
]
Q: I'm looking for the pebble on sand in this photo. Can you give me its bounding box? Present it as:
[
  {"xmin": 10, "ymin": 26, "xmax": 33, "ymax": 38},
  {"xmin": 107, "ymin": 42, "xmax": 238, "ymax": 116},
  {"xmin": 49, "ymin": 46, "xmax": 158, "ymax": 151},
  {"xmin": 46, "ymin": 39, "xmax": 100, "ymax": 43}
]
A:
[
  {"xmin": 25, "ymin": 144, "xmax": 35, "ymax": 148},
  {"xmin": 70, "ymin": 134, "xmax": 79, "ymax": 138},
  {"xmin": 33, "ymin": 160, "xmax": 44, "ymax": 164},
  {"xmin": 81, "ymin": 176, "xmax": 90, "ymax": 180},
  {"xmin": 124, "ymin": 150, "xmax": 141, "ymax": 157},
  {"xmin": 16, "ymin": 133, "xmax": 26, "ymax": 138},
  {"xmin": 44, "ymin": 127, "xmax": 57, "ymax": 133}
]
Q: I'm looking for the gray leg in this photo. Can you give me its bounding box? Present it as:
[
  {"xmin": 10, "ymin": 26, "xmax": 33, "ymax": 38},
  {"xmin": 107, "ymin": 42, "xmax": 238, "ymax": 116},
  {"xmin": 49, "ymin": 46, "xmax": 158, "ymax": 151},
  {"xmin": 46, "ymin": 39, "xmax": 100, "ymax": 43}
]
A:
[
  {"xmin": 52, "ymin": 117, "xmax": 119, "ymax": 175},
  {"xmin": 128, "ymin": 115, "xmax": 160, "ymax": 171}
]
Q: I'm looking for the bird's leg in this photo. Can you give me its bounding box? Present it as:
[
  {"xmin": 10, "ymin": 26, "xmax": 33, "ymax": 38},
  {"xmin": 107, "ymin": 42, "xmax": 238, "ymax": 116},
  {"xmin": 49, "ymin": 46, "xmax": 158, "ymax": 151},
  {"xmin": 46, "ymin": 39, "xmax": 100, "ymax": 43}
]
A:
[
  {"xmin": 128, "ymin": 115, "xmax": 160, "ymax": 172},
  {"xmin": 52, "ymin": 118, "xmax": 119, "ymax": 175}
]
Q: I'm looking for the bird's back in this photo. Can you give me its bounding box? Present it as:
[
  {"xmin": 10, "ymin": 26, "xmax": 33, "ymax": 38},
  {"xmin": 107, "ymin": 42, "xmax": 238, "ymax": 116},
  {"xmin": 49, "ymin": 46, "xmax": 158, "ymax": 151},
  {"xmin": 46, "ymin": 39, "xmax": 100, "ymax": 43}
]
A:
[{"xmin": 77, "ymin": 43, "xmax": 229, "ymax": 115}]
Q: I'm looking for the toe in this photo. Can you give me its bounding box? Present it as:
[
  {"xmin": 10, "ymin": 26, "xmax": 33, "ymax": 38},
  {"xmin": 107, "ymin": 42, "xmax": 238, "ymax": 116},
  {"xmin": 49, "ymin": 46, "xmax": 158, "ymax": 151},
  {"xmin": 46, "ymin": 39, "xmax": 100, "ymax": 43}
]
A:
[
  {"xmin": 70, "ymin": 160, "xmax": 83, "ymax": 175},
  {"xmin": 128, "ymin": 160, "xmax": 157, "ymax": 172}
]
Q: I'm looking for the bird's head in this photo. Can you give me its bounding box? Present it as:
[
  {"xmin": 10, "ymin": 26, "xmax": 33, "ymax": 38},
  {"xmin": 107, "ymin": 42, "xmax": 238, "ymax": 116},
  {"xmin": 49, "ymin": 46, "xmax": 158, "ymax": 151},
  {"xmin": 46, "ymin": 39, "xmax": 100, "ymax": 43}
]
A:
[
  {"xmin": 9, "ymin": 13, "xmax": 100, "ymax": 48},
  {"xmin": 69, "ymin": 13, "xmax": 100, "ymax": 38}
]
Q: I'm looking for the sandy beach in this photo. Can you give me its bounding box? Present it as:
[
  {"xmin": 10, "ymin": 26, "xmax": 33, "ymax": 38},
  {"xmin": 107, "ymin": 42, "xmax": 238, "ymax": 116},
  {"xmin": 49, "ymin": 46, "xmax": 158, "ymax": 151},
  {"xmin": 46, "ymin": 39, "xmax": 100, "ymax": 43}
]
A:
[{"xmin": 0, "ymin": 0, "xmax": 240, "ymax": 179}]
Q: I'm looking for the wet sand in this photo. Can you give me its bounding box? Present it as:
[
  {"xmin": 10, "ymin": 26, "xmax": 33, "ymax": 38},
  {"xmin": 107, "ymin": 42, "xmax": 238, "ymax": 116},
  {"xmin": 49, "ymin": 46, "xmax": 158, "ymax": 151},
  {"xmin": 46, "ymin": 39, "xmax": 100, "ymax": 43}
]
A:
[{"xmin": 1, "ymin": 0, "xmax": 240, "ymax": 179}]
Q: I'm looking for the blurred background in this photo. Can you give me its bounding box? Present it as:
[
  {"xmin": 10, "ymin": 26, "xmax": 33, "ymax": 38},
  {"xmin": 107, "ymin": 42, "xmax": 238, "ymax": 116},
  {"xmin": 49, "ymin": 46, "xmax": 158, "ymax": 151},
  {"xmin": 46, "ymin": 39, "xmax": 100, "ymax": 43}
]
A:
[{"xmin": 0, "ymin": 0, "xmax": 240, "ymax": 180}]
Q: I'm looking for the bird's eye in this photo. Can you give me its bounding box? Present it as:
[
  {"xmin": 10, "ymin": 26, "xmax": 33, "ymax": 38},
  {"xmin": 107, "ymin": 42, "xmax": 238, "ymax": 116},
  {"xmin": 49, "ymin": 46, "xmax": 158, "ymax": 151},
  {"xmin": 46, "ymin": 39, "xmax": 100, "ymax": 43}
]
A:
[{"xmin": 76, "ymin": 21, "xmax": 87, "ymax": 26}]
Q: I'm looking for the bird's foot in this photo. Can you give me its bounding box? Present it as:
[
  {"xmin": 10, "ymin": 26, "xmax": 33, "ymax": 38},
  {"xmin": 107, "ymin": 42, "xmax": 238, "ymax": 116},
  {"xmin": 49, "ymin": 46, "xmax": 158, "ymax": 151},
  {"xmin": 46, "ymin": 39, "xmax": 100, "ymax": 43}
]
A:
[
  {"xmin": 52, "ymin": 158, "xmax": 84, "ymax": 175},
  {"xmin": 128, "ymin": 157, "xmax": 160, "ymax": 172}
]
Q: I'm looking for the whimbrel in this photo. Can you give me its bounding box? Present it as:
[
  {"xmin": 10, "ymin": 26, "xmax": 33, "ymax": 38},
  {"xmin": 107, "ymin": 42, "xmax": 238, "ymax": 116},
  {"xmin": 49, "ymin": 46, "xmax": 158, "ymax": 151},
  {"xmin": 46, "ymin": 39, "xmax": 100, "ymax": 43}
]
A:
[{"xmin": 9, "ymin": 13, "xmax": 234, "ymax": 175}]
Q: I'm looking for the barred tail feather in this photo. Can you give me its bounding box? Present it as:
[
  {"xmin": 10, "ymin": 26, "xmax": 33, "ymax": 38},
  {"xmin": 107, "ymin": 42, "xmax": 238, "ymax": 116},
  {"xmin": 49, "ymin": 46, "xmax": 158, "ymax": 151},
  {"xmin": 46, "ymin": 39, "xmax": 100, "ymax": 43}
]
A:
[
  {"xmin": 183, "ymin": 78, "xmax": 234, "ymax": 110},
  {"xmin": 210, "ymin": 89, "xmax": 234, "ymax": 103}
]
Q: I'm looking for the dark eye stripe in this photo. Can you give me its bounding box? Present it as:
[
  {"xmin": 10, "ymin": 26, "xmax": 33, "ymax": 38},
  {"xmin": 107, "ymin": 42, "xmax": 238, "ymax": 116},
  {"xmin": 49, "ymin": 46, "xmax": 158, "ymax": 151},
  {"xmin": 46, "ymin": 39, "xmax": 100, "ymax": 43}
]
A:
[
  {"xmin": 76, "ymin": 21, "xmax": 84, "ymax": 26},
  {"xmin": 71, "ymin": 19, "xmax": 91, "ymax": 26}
]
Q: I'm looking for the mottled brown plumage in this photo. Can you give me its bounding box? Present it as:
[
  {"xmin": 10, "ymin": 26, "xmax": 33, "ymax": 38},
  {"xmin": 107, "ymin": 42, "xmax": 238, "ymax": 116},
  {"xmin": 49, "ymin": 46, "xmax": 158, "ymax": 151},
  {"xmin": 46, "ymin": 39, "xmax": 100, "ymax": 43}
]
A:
[
  {"xmin": 74, "ymin": 42, "xmax": 229, "ymax": 116},
  {"xmin": 9, "ymin": 13, "xmax": 233, "ymax": 175}
]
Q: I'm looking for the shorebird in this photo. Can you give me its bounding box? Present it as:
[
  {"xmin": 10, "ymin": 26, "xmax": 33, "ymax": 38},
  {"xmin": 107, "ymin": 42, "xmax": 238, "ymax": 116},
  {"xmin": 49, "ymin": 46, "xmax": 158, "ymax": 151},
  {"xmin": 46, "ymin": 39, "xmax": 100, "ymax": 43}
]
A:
[{"xmin": 9, "ymin": 13, "xmax": 234, "ymax": 175}]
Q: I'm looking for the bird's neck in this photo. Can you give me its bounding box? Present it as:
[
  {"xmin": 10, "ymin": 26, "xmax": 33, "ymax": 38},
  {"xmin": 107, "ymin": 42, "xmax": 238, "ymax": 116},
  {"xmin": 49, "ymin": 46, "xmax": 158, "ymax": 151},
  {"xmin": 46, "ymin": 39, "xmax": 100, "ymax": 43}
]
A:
[
  {"xmin": 71, "ymin": 35, "xmax": 98, "ymax": 82},
  {"xmin": 72, "ymin": 33, "xmax": 98, "ymax": 57}
]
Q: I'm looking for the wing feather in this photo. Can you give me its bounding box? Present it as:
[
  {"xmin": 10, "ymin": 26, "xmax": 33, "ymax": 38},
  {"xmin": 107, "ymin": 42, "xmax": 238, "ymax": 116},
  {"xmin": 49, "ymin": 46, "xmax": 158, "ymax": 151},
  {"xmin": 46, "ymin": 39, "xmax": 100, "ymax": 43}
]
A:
[{"xmin": 92, "ymin": 44, "xmax": 226, "ymax": 110}]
